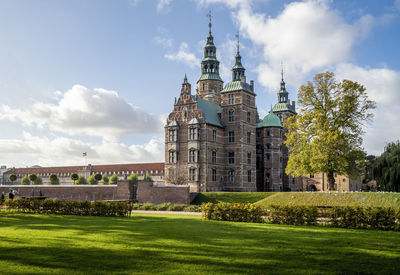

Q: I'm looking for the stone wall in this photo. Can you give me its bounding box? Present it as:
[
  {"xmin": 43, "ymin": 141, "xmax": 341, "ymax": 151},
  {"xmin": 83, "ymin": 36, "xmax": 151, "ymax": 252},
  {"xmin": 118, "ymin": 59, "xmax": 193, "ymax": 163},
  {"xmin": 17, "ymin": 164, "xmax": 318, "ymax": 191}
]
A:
[{"xmin": 137, "ymin": 181, "xmax": 190, "ymax": 204}]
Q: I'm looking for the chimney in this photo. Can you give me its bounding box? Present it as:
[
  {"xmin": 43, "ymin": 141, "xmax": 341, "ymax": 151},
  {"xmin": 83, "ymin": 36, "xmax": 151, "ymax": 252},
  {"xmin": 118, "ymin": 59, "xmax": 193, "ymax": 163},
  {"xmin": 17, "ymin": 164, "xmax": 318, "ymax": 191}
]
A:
[
  {"xmin": 250, "ymin": 80, "xmax": 254, "ymax": 92},
  {"xmin": 240, "ymin": 75, "xmax": 246, "ymax": 83}
]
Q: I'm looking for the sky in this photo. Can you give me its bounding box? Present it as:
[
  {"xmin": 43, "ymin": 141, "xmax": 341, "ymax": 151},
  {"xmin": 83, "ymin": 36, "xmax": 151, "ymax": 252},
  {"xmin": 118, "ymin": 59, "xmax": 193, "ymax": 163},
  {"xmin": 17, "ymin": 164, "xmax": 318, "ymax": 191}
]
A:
[{"xmin": 0, "ymin": 0, "xmax": 399, "ymax": 168}]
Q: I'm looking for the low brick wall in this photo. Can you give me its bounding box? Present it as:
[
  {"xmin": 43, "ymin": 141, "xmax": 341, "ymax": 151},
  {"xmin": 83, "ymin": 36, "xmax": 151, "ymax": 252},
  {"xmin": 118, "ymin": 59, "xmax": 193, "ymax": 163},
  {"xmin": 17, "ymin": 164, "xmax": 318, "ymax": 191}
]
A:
[
  {"xmin": 0, "ymin": 181, "xmax": 134, "ymax": 201},
  {"xmin": 137, "ymin": 181, "xmax": 190, "ymax": 204}
]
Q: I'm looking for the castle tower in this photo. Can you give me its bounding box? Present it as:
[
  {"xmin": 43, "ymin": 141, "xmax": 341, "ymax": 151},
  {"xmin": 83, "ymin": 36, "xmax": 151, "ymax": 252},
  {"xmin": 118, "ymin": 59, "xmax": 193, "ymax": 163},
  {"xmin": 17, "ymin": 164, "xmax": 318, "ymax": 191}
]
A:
[{"xmin": 196, "ymin": 12, "xmax": 223, "ymax": 104}]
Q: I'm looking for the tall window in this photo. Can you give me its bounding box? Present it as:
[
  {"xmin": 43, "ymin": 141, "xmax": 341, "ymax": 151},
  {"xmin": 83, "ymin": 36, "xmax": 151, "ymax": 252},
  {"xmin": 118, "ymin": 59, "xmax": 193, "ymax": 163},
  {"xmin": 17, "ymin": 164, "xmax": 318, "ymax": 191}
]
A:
[
  {"xmin": 247, "ymin": 152, "xmax": 251, "ymax": 164},
  {"xmin": 212, "ymin": 168, "xmax": 217, "ymax": 181},
  {"xmin": 189, "ymin": 128, "xmax": 198, "ymax": 140},
  {"xmin": 247, "ymin": 170, "xmax": 252, "ymax": 182},
  {"xmin": 212, "ymin": 129, "xmax": 216, "ymax": 141},
  {"xmin": 267, "ymin": 130, "xmax": 270, "ymax": 136},
  {"xmin": 212, "ymin": 150, "xmax": 217, "ymax": 163},
  {"xmin": 228, "ymin": 152, "xmax": 235, "ymax": 164},
  {"xmin": 228, "ymin": 110, "xmax": 235, "ymax": 122},
  {"xmin": 228, "ymin": 94, "xmax": 234, "ymax": 104},
  {"xmin": 247, "ymin": 95, "xmax": 251, "ymax": 105},
  {"xmin": 169, "ymin": 129, "xmax": 176, "ymax": 142},
  {"xmin": 247, "ymin": 131, "xmax": 251, "ymax": 143},
  {"xmin": 228, "ymin": 131, "xmax": 235, "ymax": 143},
  {"xmin": 189, "ymin": 168, "xmax": 196, "ymax": 181},
  {"xmin": 228, "ymin": 169, "xmax": 235, "ymax": 183},
  {"xmin": 168, "ymin": 151, "xmax": 176, "ymax": 163},
  {"xmin": 189, "ymin": 149, "xmax": 198, "ymax": 163},
  {"xmin": 247, "ymin": 111, "xmax": 251, "ymax": 123}
]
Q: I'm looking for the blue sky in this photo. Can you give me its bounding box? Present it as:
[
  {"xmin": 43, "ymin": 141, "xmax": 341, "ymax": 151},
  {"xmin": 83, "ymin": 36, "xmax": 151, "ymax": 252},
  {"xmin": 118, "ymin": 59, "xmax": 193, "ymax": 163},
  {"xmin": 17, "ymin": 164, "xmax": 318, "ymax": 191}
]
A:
[{"xmin": 0, "ymin": 0, "xmax": 399, "ymax": 167}]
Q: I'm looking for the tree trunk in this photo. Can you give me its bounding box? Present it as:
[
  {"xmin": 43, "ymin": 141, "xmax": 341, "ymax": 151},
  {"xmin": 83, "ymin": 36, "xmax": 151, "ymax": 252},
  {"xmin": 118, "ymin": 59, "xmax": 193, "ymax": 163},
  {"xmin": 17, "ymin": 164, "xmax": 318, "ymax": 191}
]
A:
[{"xmin": 327, "ymin": 170, "xmax": 336, "ymax": 191}]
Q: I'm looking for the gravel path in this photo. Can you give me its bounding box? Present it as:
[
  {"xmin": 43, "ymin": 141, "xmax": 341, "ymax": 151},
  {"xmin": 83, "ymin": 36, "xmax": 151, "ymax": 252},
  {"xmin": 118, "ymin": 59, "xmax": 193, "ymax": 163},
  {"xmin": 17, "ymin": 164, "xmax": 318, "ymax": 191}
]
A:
[{"xmin": 132, "ymin": 210, "xmax": 202, "ymax": 216}]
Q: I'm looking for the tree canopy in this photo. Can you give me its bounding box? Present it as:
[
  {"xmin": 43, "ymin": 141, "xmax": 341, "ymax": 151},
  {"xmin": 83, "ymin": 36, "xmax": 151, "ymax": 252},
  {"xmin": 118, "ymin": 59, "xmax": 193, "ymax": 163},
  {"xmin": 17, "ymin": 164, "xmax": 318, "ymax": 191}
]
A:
[
  {"xmin": 109, "ymin": 174, "xmax": 118, "ymax": 185},
  {"xmin": 285, "ymin": 72, "xmax": 376, "ymax": 190},
  {"xmin": 75, "ymin": 175, "xmax": 88, "ymax": 185},
  {"xmin": 49, "ymin": 174, "xmax": 60, "ymax": 185},
  {"xmin": 102, "ymin": 175, "xmax": 109, "ymax": 185},
  {"xmin": 373, "ymin": 141, "xmax": 400, "ymax": 191},
  {"xmin": 128, "ymin": 173, "xmax": 138, "ymax": 184},
  {"xmin": 8, "ymin": 174, "xmax": 17, "ymax": 183},
  {"xmin": 21, "ymin": 176, "xmax": 30, "ymax": 185}
]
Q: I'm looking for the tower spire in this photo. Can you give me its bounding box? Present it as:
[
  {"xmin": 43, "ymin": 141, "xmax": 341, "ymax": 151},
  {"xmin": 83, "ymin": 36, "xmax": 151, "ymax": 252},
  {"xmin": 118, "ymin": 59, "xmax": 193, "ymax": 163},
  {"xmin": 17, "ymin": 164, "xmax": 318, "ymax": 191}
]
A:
[
  {"xmin": 206, "ymin": 10, "xmax": 212, "ymax": 34},
  {"xmin": 232, "ymin": 30, "xmax": 245, "ymax": 82},
  {"xmin": 278, "ymin": 61, "xmax": 288, "ymax": 103},
  {"xmin": 281, "ymin": 60, "xmax": 284, "ymax": 81},
  {"xmin": 235, "ymin": 30, "xmax": 240, "ymax": 54}
]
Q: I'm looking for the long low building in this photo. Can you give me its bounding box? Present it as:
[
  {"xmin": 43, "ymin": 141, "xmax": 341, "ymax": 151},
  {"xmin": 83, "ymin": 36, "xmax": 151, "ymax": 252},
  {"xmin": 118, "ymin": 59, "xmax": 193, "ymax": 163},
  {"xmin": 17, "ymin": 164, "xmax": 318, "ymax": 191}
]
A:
[{"xmin": 2, "ymin": 163, "xmax": 165, "ymax": 185}]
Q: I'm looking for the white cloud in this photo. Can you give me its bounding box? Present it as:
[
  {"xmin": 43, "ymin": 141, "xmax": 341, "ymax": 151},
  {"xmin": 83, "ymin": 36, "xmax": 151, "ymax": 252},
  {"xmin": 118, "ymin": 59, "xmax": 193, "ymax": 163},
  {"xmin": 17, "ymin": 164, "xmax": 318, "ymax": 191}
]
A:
[
  {"xmin": 0, "ymin": 85, "xmax": 163, "ymax": 140},
  {"xmin": 197, "ymin": 0, "xmax": 253, "ymax": 9},
  {"xmin": 335, "ymin": 63, "xmax": 400, "ymax": 155},
  {"xmin": 164, "ymin": 42, "xmax": 201, "ymax": 68},
  {"xmin": 0, "ymin": 132, "xmax": 164, "ymax": 167},
  {"xmin": 157, "ymin": 0, "xmax": 172, "ymax": 13}
]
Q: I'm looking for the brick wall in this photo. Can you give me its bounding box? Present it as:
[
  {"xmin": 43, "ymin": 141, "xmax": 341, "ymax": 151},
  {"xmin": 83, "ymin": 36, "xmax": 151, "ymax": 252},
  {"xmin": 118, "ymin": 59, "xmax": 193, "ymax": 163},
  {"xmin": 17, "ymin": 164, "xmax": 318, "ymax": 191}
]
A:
[{"xmin": 137, "ymin": 181, "xmax": 190, "ymax": 204}]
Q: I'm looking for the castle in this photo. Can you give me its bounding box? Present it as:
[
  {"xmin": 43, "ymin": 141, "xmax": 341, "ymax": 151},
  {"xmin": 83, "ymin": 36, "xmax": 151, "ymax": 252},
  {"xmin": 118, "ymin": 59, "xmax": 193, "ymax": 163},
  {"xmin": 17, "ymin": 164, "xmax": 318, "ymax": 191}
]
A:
[{"xmin": 164, "ymin": 23, "xmax": 298, "ymax": 192}]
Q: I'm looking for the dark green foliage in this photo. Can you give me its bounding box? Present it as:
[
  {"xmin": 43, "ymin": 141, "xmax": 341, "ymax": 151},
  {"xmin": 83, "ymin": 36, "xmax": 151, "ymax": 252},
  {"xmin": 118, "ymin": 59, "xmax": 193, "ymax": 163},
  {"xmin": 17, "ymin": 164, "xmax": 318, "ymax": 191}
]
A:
[
  {"xmin": 102, "ymin": 175, "xmax": 109, "ymax": 185},
  {"xmin": 128, "ymin": 173, "xmax": 138, "ymax": 184},
  {"xmin": 49, "ymin": 174, "xmax": 60, "ymax": 185},
  {"xmin": 269, "ymin": 205, "xmax": 319, "ymax": 225},
  {"xmin": 4, "ymin": 198, "xmax": 132, "ymax": 217},
  {"xmin": 373, "ymin": 141, "xmax": 400, "ymax": 191},
  {"xmin": 8, "ymin": 174, "xmax": 17, "ymax": 183},
  {"xmin": 75, "ymin": 175, "xmax": 87, "ymax": 185},
  {"xmin": 362, "ymin": 155, "xmax": 376, "ymax": 184},
  {"xmin": 29, "ymin": 174, "xmax": 37, "ymax": 183},
  {"xmin": 21, "ymin": 176, "xmax": 30, "ymax": 185},
  {"xmin": 130, "ymin": 203, "xmax": 201, "ymax": 212},
  {"xmin": 88, "ymin": 175, "xmax": 97, "ymax": 185},
  {"xmin": 94, "ymin": 173, "xmax": 102, "ymax": 181},
  {"xmin": 201, "ymin": 202, "xmax": 264, "ymax": 223},
  {"xmin": 70, "ymin": 173, "xmax": 79, "ymax": 181},
  {"xmin": 33, "ymin": 175, "xmax": 43, "ymax": 185}
]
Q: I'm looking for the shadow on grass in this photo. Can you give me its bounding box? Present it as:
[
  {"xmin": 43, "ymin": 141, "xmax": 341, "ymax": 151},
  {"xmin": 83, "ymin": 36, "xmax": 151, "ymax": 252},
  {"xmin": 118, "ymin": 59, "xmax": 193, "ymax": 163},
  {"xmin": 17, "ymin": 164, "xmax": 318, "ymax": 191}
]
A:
[{"xmin": 0, "ymin": 214, "xmax": 399, "ymax": 274}]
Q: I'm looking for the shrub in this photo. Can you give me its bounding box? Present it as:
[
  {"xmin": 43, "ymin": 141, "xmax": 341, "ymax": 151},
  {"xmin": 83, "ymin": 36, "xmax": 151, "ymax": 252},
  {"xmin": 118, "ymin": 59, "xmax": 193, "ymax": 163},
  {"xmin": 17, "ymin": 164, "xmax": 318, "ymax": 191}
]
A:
[
  {"xmin": 145, "ymin": 173, "xmax": 153, "ymax": 182},
  {"xmin": 102, "ymin": 175, "xmax": 109, "ymax": 185},
  {"xmin": 128, "ymin": 173, "xmax": 138, "ymax": 184},
  {"xmin": 109, "ymin": 174, "xmax": 118, "ymax": 185},
  {"xmin": 268, "ymin": 205, "xmax": 319, "ymax": 226},
  {"xmin": 70, "ymin": 173, "xmax": 79, "ymax": 182},
  {"xmin": 21, "ymin": 176, "xmax": 31, "ymax": 185},
  {"xmin": 88, "ymin": 175, "xmax": 97, "ymax": 185},
  {"xmin": 75, "ymin": 175, "xmax": 87, "ymax": 185},
  {"xmin": 201, "ymin": 202, "xmax": 264, "ymax": 223},
  {"xmin": 29, "ymin": 174, "xmax": 37, "ymax": 184},
  {"xmin": 8, "ymin": 174, "xmax": 17, "ymax": 183},
  {"xmin": 94, "ymin": 173, "xmax": 102, "ymax": 181},
  {"xmin": 33, "ymin": 175, "xmax": 43, "ymax": 185},
  {"xmin": 49, "ymin": 174, "xmax": 60, "ymax": 185}
]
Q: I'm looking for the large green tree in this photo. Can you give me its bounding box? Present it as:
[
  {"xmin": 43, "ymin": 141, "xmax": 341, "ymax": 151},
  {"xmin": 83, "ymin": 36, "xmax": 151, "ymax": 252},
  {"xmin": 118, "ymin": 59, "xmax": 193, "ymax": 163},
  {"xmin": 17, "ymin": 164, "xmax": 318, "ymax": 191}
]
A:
[
  {"xmin": 285, "ymin": 72, "xmax": 376, "ymax": 190},
  {"xmin": 373, "ymin": 141, "xmax": 400, "ymax": 191}
]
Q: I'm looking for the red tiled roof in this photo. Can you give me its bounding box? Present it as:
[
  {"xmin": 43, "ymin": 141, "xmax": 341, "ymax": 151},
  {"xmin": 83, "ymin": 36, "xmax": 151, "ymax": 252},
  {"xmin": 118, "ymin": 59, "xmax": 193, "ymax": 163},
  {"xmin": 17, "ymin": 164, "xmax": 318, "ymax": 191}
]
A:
[{"xmin": 5, "ymin": 163, "xmax": 165, "ymax": 176}]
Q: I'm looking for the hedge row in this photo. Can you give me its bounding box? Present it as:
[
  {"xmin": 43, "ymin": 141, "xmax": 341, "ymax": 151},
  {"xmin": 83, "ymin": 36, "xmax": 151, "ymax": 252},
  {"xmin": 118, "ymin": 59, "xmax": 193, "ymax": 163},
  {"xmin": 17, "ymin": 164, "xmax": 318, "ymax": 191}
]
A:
[
  {"xmin": 132, "ymin": 202, "xmax": 200, "ymax": 212},
  {"xmin": 201, "ymin": 202, "xmax": 264, "ymax": 223},
  {"xmin": 201, "ymin": 203, "xmax": 400, "ymax": 231},
  {"xmin": 2, "ymin": 199, "xmax": 132, "ymax": 217}
]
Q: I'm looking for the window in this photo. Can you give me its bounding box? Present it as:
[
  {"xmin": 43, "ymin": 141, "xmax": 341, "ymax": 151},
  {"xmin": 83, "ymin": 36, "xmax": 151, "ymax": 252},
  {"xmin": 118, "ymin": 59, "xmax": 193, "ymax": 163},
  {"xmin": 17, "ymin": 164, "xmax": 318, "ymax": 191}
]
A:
[
  {"xmin": 247, "ymin": 152, "xmax": 251, "ymax": 164},
  {"xmin": 266, "ymin": 154, "xmax": 270, "ymax": 160},
  {"xmin": 228, "ymin": 152, "xmax": 235, "ymax": 164},
  {"xmin": 212, "ymin": 129, "xmax": 216, "ymax": 141},
  {"xmin": 228, "ymin": 94, "xmax": 234, "ymax": 104},
  {"xmin": 189, "ymin": 168, "xmax": 196, "ymax": 181},
  {"xmin": 212, "ymin": 150, "xmax": 217, "ymax": 163},
  {"xmin": 228, "ymin": 110, "xmax": 235, "ymax": 122},
  {"xmin": 228, "ymin": 131, "xmax": 235, "ymax": 143},
  {"xmin": 212, "ymin": 168, "xmax": 217, "ymax": 181},
  {"xmin": 247, "ymin": 95, "xmax": 251, "ymax": 105},
  {"xmin": 247, "ymin": 111, "xmax": 251, "ymax": 123},
  {"xmin": 228, "ymin": 169, "xmax": 235, "ymax": 183},
  {"xmin": 169, "ymin": 129, "xmax": 176, "ymax": 142},
  {"xmin": 267, "ymin": 143, "xmax": 271, "ymax": 149},
  {"xmin": 310, "ymin": 174, "xmax": 314, "ymax": 178},
  {"xmin": 189, "ymin": 149, "xmax": 198, "ymax": 163},
  {"xmin": 189, "ymin": 128, "xmax": 198, "ymax": 140},
  {"xmin": 247, "ymin": 170, "xmax": 252, "ymax": 182},
  {"xmin": 247, "ymin": 131, "xmax": 251, "ymax": 143},
  {"xmin": 168, "ymin": 151, "xmax": 176, "ymax": 163},
  {"xmin": 267, "ymin": 131, "xmax": 270, "ymax": 136}
]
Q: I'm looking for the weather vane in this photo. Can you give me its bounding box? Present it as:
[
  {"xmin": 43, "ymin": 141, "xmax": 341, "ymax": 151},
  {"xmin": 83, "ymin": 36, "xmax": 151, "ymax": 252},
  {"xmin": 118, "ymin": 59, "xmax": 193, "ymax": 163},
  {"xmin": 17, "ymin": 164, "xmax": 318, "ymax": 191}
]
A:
[
  {"xmin": 235, "ymin": 30, "xmax": 240, "ymax": 53},
  {"xmin": 206, "ymin": 10, "xmax": 212, "ymax": 33},
  {"xmin": 281, "ymin": 60, "xmax": 284, "ymax": 80}
]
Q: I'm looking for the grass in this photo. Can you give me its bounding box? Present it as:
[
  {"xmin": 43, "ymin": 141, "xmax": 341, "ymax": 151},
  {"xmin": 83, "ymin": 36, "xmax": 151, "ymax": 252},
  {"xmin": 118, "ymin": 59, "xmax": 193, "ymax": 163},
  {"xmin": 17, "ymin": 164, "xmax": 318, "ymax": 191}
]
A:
[
  {"xmin": 256, "ymin": 192, "xmax": 400, "ymax": 209},
  {"xmin": 191, "ymin": 192, "xmax": 275, "ymax": 205},
  {"xmin": 0, "ymin": 213, "xmax": 400, "ymax": 274}
]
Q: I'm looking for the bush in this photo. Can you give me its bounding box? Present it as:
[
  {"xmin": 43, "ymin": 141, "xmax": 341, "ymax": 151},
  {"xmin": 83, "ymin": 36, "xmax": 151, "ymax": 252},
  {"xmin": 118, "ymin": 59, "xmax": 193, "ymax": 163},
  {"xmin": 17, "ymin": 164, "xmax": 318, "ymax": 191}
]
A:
[
  {"xmin": 49, "ymin": 174, "xmax": 60, "ymax": 185},
  {"xmin": 8, "ymin": 174, "xmax": 17, "ymax": 183},
  {"xmin": 75, "ymin": 175, "xmax": 87, "ymax": 185},
  {"xmin": 33, "ymin": 175, "xmax": 43, "ymax": 185},
  {"xmin": 268, "ymin": 205, "xmax": 319, "ymax": 226},
  {"xmin": 88, "ymin": 175, "xmax": 97, "ymax": 185},
  {"xmin": 128, "ymin": 173, "xmax": 138, "ymax": 184},
  {"xmin": 145, "ymin": 173, "xmax": 153, "ymax": 182},
  {"xmin": 70, "ymin": 173, "xmax": 79, "ymax": 182},
  {"xmin": 109, "ymin": 174, "xmax": 118, "ymax": 185},
  {"xmin": 201, "ymin": 202, "xmax": 264, "ymax": 223},
  {"xmin": 94, "ymin": 173, "xmax": 102, "ymax": 181},
  {"xmin": 102, "ymin": 175, "xmax": 109, "ymax": 185},
  {"xmin": 4, "ymin": 198, "xmax": 132, "ymax": 217},
  {"xmin": 21, "ymin": 176, "xmax": 31, "ymax": 185}
]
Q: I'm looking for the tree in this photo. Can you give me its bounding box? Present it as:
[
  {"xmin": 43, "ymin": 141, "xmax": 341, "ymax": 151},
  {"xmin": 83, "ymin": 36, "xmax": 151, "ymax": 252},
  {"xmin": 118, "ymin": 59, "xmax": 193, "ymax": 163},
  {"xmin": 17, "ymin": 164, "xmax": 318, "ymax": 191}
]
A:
[
  {"xmin": 8, "ymin": 174, "xmax": 17, "ymax": 184},
  {"xmin": 145, "ymin": 173, "xmax": 153, "ymax": 182},
  {"xmin": 70, "ymin": 173, "xmax": 79, "ymax": 184},
  {"xmin": 102, "ymin": 175, "xmax": 109, "ymax": 185},
  {"xmin": 75, "ymin": 175, "xmax": 87, "ymax": 185},
  {"xmin": 128, "ymin": 173, "xmax": 138, "ymax": 184},
  {"xmin": 94, "ymin": 173, "xmax": 102, "ymax": 181},
  {"xmin": 21, "ymin": 176, "xmax": 30, "ymax": 185},
  {"xmin": 109, "ymin": 174, "xmax": 118, "ymax": 185},
  {"xmin": 33, "ymin": 175, "xmax": 43, "ymax": 185},
  {"xmin": 88, "ymin": 175, "xmax": 98, "ymax": 185},
  {"xmin": 373, "ymin": 141, "xmax": 400, "ymax": 191},
  {"xmin": 166, "ymin": 167, "xmax": 187, "ymax": 185},
  {"xmin": 285, "ymin": 72, "xmax": 376, "ymax": 190},
  {"xmin": 49, "ymin": 174, "xmax": 60, "ymax": 185},
  {"xmin": 361, "ymin": 155, "xmax": 376, "ymax": 184},
  {"xmin": 29, "ymin": 174, "xmax": 37, "ymax": 185}
]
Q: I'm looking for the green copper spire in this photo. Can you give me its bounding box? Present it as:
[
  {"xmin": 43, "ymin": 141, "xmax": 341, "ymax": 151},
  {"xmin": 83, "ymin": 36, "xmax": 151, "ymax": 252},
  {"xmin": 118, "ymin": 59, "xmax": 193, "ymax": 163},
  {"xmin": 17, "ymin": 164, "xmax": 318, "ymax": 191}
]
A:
[
  {"xmin": 278, "ymin": 61, "xmax": 288, "ymax": 103},
  {"xmin": 232, "ymin": 31, "xmax": 245, "ymax": 81},
  {"xmin": 199, "ymin": 11, "xmax": 222, "ymax": 82}
]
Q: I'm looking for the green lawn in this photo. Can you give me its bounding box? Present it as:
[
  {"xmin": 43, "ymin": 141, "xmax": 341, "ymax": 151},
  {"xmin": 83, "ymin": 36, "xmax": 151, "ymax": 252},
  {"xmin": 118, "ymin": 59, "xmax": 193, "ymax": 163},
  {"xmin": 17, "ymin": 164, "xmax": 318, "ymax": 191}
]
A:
[
  {"xmin": 256, "ymin": 192, "xmax": 400, "ymax": 209},
  {"xmin": 191, "ymin": 192, "xmax": 275, "ymax": 205},
  {"xmin": 0, "ymin": 213, "xmax": 400, "ymax": 274}
]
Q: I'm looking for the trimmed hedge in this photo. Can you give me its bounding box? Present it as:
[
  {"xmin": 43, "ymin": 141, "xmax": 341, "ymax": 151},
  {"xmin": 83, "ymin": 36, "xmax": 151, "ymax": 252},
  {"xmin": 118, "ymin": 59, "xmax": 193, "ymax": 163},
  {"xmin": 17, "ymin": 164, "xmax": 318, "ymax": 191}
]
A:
[
  {"xmin": 201, "ymin": 202, "xmax": 264, "ymax": 223},
  {"xmin": 269, "ymin": 205, "xmax": 319, "ymax": 225},
  {"xmin": 131, "ymin": 202, "xmax": 201, "ymax": 212},
  {"xmin": 3, "ymin": 199, "xmax": 132, "ymax": 217}
]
